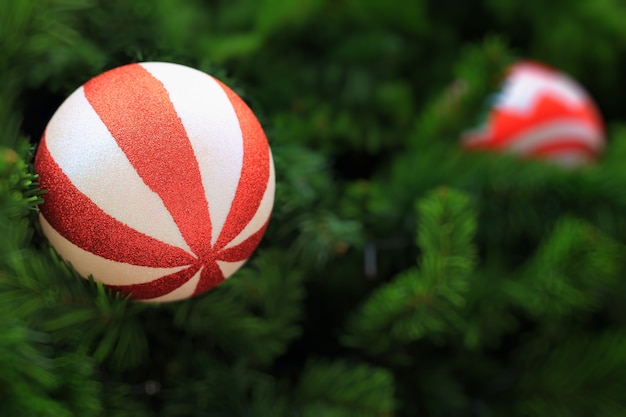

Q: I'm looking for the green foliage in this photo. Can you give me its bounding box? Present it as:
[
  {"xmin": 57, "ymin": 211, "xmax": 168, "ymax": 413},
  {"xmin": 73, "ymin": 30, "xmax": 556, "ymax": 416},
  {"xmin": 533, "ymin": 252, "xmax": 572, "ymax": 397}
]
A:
[
  {"xmin": 172, "ymin": 250, "xmax": 304, "ymax": 365},
  {"xmin": 0, "ymin": 141, "xmax": 43, "ymax": 223},
  {"xmin": 410, "ymin": 36, "xmax": 514, "ymax": 149},
  {"xmin": 507, "ymin": 217, "xmax": 623, "ymax": 318},
  {"xmin": 161, "ymin": 358, "xmax": 290, "ymax": 417},
  {"xmin": 161, "ymin": 358, "xmax": 394, "ymax": 417},
  {"xmin": 293, "ymin": 359, "xmax": 395, "ymax": 417},
  {"xmin": 0, "ymin": 320, "xmax": 66, "ymax": 417},
  {"xmin": 0, "ymin": 320, "xmax": 101, "ymax": 417},
  {"xmin": 513, "ymin": 331, "xmax": 626, "ymax": 417},
  {"xmin": 3, "ymin": 0, "xmax": 626, "ymax": 416},
  {"xmin": 344, "ymin": 188, "xmax": 476, "ymax": 353}
]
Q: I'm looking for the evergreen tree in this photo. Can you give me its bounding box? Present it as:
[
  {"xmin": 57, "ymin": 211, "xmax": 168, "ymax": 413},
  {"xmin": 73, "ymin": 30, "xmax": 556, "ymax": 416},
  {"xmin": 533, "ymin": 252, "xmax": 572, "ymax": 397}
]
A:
[{"xmin": 3, "ymin": 1, "xmax": 626, "ymax": 416}]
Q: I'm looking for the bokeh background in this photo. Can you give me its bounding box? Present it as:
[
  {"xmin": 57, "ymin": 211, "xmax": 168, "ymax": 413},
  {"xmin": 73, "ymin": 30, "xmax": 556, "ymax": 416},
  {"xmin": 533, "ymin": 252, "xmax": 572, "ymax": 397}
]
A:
[{"xmin": 3, "ymin": 1, "xmax": 626, "ymax": 416}]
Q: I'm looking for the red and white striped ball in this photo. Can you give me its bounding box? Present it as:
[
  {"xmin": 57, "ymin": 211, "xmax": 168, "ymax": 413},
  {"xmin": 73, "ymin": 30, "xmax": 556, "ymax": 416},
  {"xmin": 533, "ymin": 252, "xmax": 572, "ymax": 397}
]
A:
[
  {"xmin": 461, "ymin": 60, "xmax": 605, "ymax": 167},
  {"xmin": 35, "ymin": 62, "xmax": 275, "ymax": 302}
]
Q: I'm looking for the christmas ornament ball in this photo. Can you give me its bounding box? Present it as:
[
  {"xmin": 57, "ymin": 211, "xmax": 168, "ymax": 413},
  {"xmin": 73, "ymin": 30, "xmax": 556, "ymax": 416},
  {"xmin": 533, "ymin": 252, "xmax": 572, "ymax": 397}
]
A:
[
  {"xmin": 461, "ymin": 60, "xmax": 605, "ymax": 167},
  {"xmin": 35, "ymin": 62, "xmax": 275, "ymax": 302}
]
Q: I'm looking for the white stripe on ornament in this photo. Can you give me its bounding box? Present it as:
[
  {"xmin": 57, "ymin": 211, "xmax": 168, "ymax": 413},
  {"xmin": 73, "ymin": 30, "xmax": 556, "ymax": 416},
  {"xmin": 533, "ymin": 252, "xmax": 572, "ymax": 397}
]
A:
[
  {"xmin": 44, "ymin": 86, "xmax": 191, "ymax": 253},
  {"xmin": 498, "ymin": 70, "xmax": 588, "ymax": 115},
  {"xmin": 40, "ymin": 214, "xmax": 190, "ymax": 286},
  {"xmin": 217, "ymin": 260, "xmax": 248, "ymax": 279},
  {"xmin": 141, "ymin": 62, "xmax": 244, "ymax": 246},
  {"xmin": 505, "ymin": 119, "xmax": 602, "ymax": 156},
  {"xmin": 223, "ymin": 152, "xmax": 275, "ymax": 249}
]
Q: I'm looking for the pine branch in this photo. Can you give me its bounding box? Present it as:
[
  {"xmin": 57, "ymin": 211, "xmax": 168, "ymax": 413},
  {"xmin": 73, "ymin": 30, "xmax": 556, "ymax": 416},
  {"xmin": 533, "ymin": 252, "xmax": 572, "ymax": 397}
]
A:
[
  {"xmin": 410, "ymin": 36, "xmax": 514, "ymax": 150},
  {"xmin": 0, "ymin": 319, "xmax": 102, "ymax": 417},
  {"xmin": 293, "ymin": 359, "xmax": 395, "ymax": 417},
  {"xmin": 0, "ymin": 257, "xmax": 150, "ymax": 371},
  {"xmin": 505, "ymin": 216, "xmax": 623, "ymax": 318},
  {"xmin": 161, "ymin": 357, "xmax": 290, "ymax": 417},
  {"xmin": 0, "ymin": 140, "xmax": 44, "ymax": 219},
  {"xmin": 100, "ymin": 382, "xmax": 152, "ymax": 417},
  {"xmin": 343, "ymin": 188, "xmax": 477, "ymax": 353},
  {"xmin": 0, "ymin": 320, "xmax": 63, "ymax": 417},
  {"xmin": 171, "ymin": 249, "xmax": 304, "ymax": 365},
  {"xmin": 271, "ymin": 144, "xmax": 364, "ymax": 268},
  {"xmin": 512, "ymin": 330, "xmax": 626, "ymax": 417}
]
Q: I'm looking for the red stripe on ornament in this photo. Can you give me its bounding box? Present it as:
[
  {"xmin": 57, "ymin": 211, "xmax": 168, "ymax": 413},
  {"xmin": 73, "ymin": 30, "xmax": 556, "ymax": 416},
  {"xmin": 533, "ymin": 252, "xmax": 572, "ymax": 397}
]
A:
[
  {"xmin": 193, "ymin": 260, "xmax": 226, "ymax": 295},
  {"xmin": 107, "ymin": 262, "xmax": 201, "ymax": 300},
  {"xmin": 35, "ymin": 134, "xmax": 194, "ymax": 268},
  {"xmin": 83, "ymin": 63, "xmax": 213, "ymax": 259},
  {"xmin": 217, "ymin": 218, "xmax": 270, "ymax": 262},
  {"xmin": 490, "ymin": 96, "xmax": 601, "ymax": 148},
  {"xmin": 213, "ymin": 78, "xmax": 270, "ymax": 251}
]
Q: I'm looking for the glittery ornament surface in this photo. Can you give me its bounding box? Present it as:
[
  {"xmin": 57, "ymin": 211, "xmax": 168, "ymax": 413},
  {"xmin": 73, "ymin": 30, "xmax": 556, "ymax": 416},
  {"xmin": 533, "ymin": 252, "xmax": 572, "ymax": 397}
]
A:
[
  {"xmin": 36, "ymin": 135, "xmax": 194, "ymax": 268},
  {"xmin": 35, "ymin": 62, "xmax": 275, "ymax": 302},
  {"xmin": 213, "ymin": 78, "xmax": 270, "ymax": 250}
]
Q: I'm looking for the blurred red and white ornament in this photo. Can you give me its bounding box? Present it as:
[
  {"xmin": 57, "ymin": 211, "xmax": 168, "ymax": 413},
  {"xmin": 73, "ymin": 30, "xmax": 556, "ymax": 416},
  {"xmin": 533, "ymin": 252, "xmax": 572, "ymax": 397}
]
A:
[
  {"xmin": 35, "ymin": 62, "xmax": 275, "ymax": 302},
  {"xmin": 461, "ymin": 60, "xmax": 605, "ymax": 167}
]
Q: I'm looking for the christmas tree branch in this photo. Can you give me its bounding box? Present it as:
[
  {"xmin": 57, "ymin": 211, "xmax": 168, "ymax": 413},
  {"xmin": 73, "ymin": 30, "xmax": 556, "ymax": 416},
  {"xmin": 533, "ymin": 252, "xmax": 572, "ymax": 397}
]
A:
[{"xmin": 343, "ymin": 188, "xmax": 477, "ymax": 353}]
